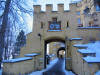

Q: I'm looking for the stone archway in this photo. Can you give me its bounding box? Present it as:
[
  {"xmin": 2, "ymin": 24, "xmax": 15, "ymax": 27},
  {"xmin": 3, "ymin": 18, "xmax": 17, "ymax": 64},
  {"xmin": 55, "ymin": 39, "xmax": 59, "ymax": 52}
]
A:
[
  {"xmin": 44, "ymin": 37, "xmax": 66, "ymax": 68},
  {"xmin": 57, "ymin": 47, "xmax": 65, "ymax": 58}
]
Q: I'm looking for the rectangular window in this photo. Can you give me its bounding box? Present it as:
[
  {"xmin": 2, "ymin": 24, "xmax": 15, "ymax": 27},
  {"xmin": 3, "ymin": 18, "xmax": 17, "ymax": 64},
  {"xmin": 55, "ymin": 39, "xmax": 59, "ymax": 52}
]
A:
[
  {"xmin": 41, "ymin": 22, "xmax": 43, "ymax": 29},
  {"xmin": 52, "ymin": 17, "xmax": 57, "ymax": 22},
  {"xmin": 77, "ymin": 18, "xmax": 83, "ymax": 27},
  {"xmin": 48, "ymin": 21, "xmax": 61, "ymax": 31},
  {"xmin": 66, "ymin": 21, "xmax": 69, "ymax": 28},
  {"xmin": 77, "ymin": 18, "xmax": 81, "ymax": 24}
]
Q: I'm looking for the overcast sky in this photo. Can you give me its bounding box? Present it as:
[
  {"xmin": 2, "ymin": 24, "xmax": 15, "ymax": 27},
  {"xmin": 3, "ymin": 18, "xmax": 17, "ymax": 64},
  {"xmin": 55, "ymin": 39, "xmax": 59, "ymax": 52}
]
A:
[{"xmin": 33, "ymin": 0, "xmax": 70, "ymax": 11}]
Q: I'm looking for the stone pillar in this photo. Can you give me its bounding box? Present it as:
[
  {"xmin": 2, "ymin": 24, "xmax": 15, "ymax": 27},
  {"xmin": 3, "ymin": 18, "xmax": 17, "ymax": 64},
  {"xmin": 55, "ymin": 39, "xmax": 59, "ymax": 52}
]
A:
[
  {"xmin": 70, "ymin": 38, "xmax": 83, "ymax": 74},
  {"xmin": 65, "ymin": 38, "xmax": 72, "ymax": 70}
]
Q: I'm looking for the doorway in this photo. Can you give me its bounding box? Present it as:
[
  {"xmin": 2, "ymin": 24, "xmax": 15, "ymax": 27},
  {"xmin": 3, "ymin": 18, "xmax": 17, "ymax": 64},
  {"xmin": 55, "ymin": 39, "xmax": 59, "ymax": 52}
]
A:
[
  {"xmin": 44, "ymin": 38, "xmax": 66, "ymax": 69},
  {"xmin": 57, "ymin": 47, "xmax": 65, "ymax": 58}
]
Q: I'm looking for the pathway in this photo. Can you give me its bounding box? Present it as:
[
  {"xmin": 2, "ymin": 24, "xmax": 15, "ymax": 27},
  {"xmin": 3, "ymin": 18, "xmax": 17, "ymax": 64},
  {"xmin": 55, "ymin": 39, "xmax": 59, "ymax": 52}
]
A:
[
  {"xmin": 28, "ymin": 58, "xmax": 75, "ymax": 75},
  {"xmin": 43, "ymin": 58, "xmax": 67, "ymax": 75}
]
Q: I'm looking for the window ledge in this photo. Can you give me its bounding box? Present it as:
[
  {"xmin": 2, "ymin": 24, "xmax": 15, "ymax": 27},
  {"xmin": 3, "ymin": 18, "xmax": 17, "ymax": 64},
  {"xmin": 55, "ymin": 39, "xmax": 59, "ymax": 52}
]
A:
[
  {"xmin": 48, "ymin": 30, "xmax": 63, "ymax": 32},
  {"xmin": 77, "ymin": 27, "xmax": 100, "ymax": 29}
]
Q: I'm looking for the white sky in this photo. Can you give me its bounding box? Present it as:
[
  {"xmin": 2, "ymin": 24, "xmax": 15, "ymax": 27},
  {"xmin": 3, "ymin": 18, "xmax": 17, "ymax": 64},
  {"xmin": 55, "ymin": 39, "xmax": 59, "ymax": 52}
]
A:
[
  {"xmin": 27, "ymin": 0, "xmax": 81, "ymax": 32},
  {"xmin": 33, "ymin": 0, "xmax": 71, "ymax": 11}
]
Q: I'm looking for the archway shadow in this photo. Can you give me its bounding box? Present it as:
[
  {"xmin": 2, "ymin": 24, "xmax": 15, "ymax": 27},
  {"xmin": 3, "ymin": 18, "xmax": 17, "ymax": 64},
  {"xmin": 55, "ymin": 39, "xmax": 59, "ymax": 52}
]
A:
[{"xmin": 44, "ymin": 37, "xmax": 66, "ymax": 69}]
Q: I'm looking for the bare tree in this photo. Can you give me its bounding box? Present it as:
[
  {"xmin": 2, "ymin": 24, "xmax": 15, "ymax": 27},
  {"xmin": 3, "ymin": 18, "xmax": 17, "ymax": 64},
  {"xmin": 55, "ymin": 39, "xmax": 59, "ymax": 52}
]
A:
[
  {"xmin": 0, "ymin": 0, "xmax": 11, "ymax": 69},
  {"xmin": 13, "ymin": 30, "xmax": 26, "ymax": 58},
  {"xmin": 0, "ymin": 0, "xmax": 33, "ymax": 69}
]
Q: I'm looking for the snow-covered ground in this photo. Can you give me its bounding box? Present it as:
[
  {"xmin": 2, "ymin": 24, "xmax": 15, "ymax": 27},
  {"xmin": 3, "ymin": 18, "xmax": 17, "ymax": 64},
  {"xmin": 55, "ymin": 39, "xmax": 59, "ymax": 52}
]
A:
[
  {"xmin": 95, "ymin": 70, "xmax": 100, "ymax": 75},
  {"xmin": 28, "ymin": 58, "xmax": 75, "ymax": 75},
  {"xmin": 0, "ymin": 69, "xmax": 2, "ymax": 75}
]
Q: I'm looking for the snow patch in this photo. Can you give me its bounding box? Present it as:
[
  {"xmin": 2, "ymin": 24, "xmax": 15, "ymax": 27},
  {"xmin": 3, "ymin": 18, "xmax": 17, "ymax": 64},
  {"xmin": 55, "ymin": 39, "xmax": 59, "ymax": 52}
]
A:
[
  {"xmin": 3, "ymin": 57, "xmax": 32, "ymax": 63},
  {"xmin": 0, "ymin": 69, "xmax": 2, "ymax": 75},
  {"xmin": 28, "ymin": 58, "xmax": 75, "ymax": 75},
  {"xmin": 73, "ymin": 44, "xmax": 88, "ymax": 48},
  {"xmin": 28, "ymin": 58, "xmax": 58, "ymax": 75},
  {"xmin": 24, "ymin": 53, "xmax": 40, "ymax": 57},
  {"xmin": 95, "ymin": 70, "xmax": 100, "ymax": 75},
  {"xmin": 78, "ymin": 41, "xmax": 100, "ymax": 63},
  {"xmin": 46, "ymin": 58, "xmax": 58, "ymax": 71},
  {"xmin": 78, "ymin": 49, "xmax": 95, "ymax": 54},
  {"xmin": 83, "ymin": 56, "xmax": 100, "ymax": 63},
  {"xmin": 67, "ymin": 71, "xmax": 76, "ymax": 75},
  {"xmin": 87, "ymin": 41, "xmax": 100, "ymax": 57},
  {"xmin": 70, "ymin": 38, "xmax": 82, "ymax": 40}
]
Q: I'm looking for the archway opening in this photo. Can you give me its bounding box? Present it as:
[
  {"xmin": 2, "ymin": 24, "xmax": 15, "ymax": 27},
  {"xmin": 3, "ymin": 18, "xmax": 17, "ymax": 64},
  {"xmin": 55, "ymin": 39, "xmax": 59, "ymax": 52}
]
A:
[
  {"xmin": 57, "ymin": 47, "xmax": 65, "ymax": 58},
  {"xmin": 44, "ymin": 37, "xmax": 66, "ymax": 69}
]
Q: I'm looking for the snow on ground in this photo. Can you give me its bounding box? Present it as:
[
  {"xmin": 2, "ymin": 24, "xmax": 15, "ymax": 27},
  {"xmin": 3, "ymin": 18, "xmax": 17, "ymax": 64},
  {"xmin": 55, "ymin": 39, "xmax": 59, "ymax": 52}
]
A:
[
  {"xmin": 28, "ymin": 58, "xmax": 75, "ymax": 75},
  {"xmin": 28, "ymin": 58, "xmax": 58, "ymax": 75},
  {"xmin": 95, "ymin": 70, "xmax": 100, "ymax": 75},
  {"xmin": 0, "ymin": 69, "xmax": 2, "ymax": 75},
  {"xmin": 29, "ymin": 41, "xmax": 100, "ymax": 75}
]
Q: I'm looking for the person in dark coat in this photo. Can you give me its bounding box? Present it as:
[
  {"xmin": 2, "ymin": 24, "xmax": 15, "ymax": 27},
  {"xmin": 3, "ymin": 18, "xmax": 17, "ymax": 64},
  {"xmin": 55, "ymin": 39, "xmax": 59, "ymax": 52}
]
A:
[{"xmin": 46, "ymin": 55, "xmax": 50, "ymax": 64}]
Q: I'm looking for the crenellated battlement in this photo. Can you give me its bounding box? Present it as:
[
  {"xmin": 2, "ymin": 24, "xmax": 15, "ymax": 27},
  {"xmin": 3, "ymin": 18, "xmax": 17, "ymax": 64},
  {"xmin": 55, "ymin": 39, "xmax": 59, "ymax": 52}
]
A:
[
  {"xmin": 33, "ymin": 3, "xmax": 77, "ymax": 13},
  {"xmin": 46, "ymin": 4, "xmax": 53, "ymax": 12},
  {"xmin": 33, "ymin": 5, "xmax": 41, "ymax": 13}
]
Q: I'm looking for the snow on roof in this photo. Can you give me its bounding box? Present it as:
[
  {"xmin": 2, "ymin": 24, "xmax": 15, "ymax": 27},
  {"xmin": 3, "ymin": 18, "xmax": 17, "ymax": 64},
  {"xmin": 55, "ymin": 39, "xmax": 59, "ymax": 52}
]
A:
[
  {"xmin": 70, "ymin": 38, "xmax": 82, "ymax": 41},
  {"xmin": 78, "ymin": 49, "xmax": 95, "ymax": 54},
  {"xmin": 24, "ymin": 53, "xmax": 40, "ymax": 57},
  {"xmin": 83, "ymin": 56, "xmax": 100, "ymax": 63},
  {"xmin": 87, "ymin": 41, "xmax": 100, "ymax": 57},
  {"xmin": 73, "ymin": 44, "xmax": 88, "ymax": 48},
  {"xmin": 78, "ymin": 27, "xmax": 100, "ymax": 29},
  {"xmin": 3, "ymin": 57, "xmax": 32, "ymax": 63},
  {"xmin": 75, "ymin": 41, "xmax": 100, "ymax": 57},
  {"xmin": 73, "ymin": 43, "xmax": 94, "ymax": 48},
  {"xmin": 95, "ymin": 70, "xmax": 100, "ymax": 75}
]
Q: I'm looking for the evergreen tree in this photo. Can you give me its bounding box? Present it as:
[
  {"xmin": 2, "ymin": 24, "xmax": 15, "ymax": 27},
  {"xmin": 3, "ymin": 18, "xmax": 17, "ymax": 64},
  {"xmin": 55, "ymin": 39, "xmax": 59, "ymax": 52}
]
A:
[{"xmin": 13, "ymin": 30, "xmax": 26, "ymax": 58}]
